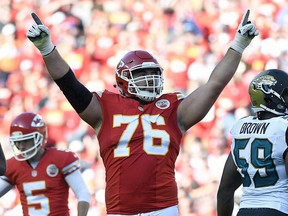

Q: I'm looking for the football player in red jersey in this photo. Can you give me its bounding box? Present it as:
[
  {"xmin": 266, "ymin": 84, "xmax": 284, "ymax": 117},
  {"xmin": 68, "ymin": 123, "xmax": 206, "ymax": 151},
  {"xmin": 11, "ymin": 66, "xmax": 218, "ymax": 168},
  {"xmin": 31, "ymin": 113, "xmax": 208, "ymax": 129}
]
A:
[
  {"xmin": 26, "ymin": 10, "xmax": 259, "ymax": 216},
  {"xmin": 0, "ymin": 112, "xmax": 90, "ymax": 216},
  {"xmin": 0, "ymin": 143, "xmax": 6, "ymax": 176}
]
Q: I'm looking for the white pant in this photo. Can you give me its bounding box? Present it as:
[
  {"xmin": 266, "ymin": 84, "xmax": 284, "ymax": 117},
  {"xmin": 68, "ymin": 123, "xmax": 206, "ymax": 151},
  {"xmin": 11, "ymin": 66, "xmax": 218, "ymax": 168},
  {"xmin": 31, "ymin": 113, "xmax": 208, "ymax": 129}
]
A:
[{"xmin": 107, "ymin": 205, "xmax": 179, "ymax": 216}]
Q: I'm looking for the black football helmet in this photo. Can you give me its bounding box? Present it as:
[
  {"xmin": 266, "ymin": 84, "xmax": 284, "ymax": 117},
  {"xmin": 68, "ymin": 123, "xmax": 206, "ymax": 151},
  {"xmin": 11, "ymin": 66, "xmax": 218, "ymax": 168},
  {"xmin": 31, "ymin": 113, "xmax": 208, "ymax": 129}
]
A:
[
  {"xmin": 115, "ymin": 50, "xmax": 164, "ymax": 102},
  {"xmin": 9, "ymin": 112, "xmax": 47, "ymax": 161},
  {"xmin": 249, "ymin": 69, "xmax": 288, "ymax": 115}
]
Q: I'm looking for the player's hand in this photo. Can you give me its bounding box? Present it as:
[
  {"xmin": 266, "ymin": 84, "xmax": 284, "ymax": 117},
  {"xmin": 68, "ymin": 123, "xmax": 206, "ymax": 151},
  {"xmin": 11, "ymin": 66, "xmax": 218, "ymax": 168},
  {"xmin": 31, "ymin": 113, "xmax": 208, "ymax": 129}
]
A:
[
  {"xmin": 230, "ymin": 9, "xmax": 259, "ymax": 54},
  {"xmin": 26, "ymin": 13, "xmax": 55, "ymax": 56}
]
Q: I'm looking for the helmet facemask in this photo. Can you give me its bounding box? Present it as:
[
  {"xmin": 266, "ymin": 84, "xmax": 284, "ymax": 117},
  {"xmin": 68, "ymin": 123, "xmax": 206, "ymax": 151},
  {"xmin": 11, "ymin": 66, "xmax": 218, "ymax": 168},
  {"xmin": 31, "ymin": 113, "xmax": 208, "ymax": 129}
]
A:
[
  {"xmin": 10, "ymin": 131, "xmax": 44, "ymax": 161},
  {"xmin": 128, "ymin": 68, "xmax": 163, "ymax": 102},
  {"xmin": 116, "ymin": 66, "xmax": 164, "ymax": 102},
  {"xmin": 115, "ymin": 50, "xmax": 164, "ymax": 102}
]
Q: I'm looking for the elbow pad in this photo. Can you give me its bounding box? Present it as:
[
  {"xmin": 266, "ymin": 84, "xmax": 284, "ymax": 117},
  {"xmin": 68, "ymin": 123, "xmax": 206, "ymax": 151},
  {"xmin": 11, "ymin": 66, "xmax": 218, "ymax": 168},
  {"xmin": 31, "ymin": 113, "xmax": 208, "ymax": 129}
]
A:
[{"xmin": 54, "ymin": 68, "xmax": 93, "ymax": 113}]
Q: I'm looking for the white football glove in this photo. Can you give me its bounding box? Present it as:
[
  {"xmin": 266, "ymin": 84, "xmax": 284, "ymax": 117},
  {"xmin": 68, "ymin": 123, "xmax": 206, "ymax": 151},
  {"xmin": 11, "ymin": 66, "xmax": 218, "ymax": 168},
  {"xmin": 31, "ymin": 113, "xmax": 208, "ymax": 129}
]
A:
[
  {"xmin": 230, "ymin": 9, "xmax": 259, "ymax": 54},
  {"xmin": 26, "ymin": 13, "xmax": 55, "ymax": 56}
]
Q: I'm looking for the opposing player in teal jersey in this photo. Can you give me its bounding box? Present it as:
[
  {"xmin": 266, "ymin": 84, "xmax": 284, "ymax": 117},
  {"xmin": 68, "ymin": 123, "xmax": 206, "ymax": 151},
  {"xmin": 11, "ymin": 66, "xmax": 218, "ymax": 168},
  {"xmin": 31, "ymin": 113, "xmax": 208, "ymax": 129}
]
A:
[{"xmin": 217, "ymin": 69, "xmax": 288, "ymax": 216}]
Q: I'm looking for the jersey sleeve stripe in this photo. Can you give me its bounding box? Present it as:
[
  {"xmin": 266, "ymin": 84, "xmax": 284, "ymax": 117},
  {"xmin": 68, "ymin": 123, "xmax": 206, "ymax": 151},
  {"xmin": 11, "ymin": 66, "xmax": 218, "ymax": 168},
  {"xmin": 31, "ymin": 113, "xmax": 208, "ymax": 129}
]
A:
[
  {"xmin": 95, "ymin": 90, "xmax": 105, "ymax": 97},
  {"xmin": 176, "ymin": 93, "xmax": 185, "ymax": 100},
  {"xmin": 62, "ymin": 160, "xmax": 80, "ymax": 175}
]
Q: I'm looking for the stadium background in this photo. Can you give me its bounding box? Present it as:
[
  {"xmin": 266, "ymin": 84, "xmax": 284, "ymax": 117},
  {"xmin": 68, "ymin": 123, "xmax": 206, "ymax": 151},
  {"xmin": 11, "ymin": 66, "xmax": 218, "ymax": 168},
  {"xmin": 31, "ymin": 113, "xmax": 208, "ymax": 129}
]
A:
[{"xmin": 0, "ymin": 0, "xmax": 288, "ymax": 215}]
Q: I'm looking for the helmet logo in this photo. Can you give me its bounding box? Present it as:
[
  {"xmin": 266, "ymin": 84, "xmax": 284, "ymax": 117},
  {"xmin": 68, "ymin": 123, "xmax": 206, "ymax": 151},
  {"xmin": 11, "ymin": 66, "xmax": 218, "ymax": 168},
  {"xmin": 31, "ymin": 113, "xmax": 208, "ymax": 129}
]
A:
[
  {"xmin": 156, "ymin": 99, "xmax": 170, "ymax": 109},
  {"xmin": 46, "ymin": 164, "xmax": 59, "ymax": 177},
  {"xmin": 31, "ymin": 115, "xmax": 45, "ymax": 127},
  {"xmin": 253, "ymin": 75, "xmax": 277, "ymax": 93},
  {"xmin": 117, "ymin": 60, "xmax": 125, "ymax": 69}
]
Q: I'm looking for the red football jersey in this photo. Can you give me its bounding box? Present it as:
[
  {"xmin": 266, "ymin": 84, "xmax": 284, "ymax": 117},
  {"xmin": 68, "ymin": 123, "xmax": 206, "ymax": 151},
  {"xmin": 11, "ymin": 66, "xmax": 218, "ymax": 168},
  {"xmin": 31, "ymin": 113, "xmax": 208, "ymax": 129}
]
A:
[
  {"xmin": 95, "ymin": 90, "xmax": 184, "ymax": 214},
  {"xmin": 4, "ymin": 148, "xmax": 80, "ymax": 216}
]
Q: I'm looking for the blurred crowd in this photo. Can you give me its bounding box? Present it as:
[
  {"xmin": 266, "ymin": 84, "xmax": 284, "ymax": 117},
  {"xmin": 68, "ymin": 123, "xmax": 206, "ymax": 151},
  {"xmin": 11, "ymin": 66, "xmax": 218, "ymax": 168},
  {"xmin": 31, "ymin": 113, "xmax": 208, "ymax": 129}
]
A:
[{"xmin": 1, "ymin": 0, "xmax": 288, "ymax": 215}]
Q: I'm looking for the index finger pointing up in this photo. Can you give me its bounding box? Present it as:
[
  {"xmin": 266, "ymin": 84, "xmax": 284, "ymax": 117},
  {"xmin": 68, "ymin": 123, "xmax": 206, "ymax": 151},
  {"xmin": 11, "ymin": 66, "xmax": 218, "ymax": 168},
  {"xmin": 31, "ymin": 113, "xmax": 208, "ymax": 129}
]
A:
[
  {"xmin": 31, "ymin": 13, "xmax": 43, "ymax": 25},
  {"xmin": 240, "ymin": 9, "xmax": 250, "ymax": 26}
]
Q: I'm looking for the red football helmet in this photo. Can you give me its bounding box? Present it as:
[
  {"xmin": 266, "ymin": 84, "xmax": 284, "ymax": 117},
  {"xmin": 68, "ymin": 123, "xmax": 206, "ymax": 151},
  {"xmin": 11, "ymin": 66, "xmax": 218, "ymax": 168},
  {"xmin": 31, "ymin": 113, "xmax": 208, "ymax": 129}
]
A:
[
  {"xmin": 115, "ymin": 50, "xmax": 164, "ymax": 102},
  {"xmin": 9, "ymin": 112, "xmax": 47, "ymax": 161}
]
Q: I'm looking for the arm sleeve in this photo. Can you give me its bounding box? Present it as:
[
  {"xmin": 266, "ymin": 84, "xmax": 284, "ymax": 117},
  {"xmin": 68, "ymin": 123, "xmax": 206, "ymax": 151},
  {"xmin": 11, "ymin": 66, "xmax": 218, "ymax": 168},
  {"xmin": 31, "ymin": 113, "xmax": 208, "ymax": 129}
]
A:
[
  {"xmin": 65, "ymin": 169, "xmax": 90, "ymax": 203},
  {"xmin": 54, "ymin": 68, "xmax": 93, "ymax": 113}
]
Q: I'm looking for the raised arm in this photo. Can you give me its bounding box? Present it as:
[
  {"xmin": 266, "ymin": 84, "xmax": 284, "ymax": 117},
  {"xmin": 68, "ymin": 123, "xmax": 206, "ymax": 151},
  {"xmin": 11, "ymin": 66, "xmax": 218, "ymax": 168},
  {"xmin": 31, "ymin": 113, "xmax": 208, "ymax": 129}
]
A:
[
  {"xmin": 26, "ymin": 13, "xmax": 102, "ymax": 130},
  {"xmin": 177, "ymin": 9, "xmax": 259, "ymax": 133}
]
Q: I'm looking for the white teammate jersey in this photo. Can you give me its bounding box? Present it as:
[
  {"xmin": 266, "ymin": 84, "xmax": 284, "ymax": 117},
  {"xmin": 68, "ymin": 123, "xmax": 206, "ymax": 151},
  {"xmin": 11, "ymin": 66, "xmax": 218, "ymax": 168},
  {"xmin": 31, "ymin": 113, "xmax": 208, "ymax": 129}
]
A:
[{"xmin": 230, "ymin": 115, "xmax": 288, "ymax": 213}]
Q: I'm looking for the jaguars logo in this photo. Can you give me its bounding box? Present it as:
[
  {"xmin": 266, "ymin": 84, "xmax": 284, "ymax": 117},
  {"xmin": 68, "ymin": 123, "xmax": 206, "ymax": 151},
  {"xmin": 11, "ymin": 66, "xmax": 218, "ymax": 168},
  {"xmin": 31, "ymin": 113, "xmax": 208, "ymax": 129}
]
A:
[
  {"xmin": 117, "ymin": 60, "xmax": 125, "ymax": 69},
  {"xmin": 252, "ymin": 75, "xmax": 277, "ymax": 93}
]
